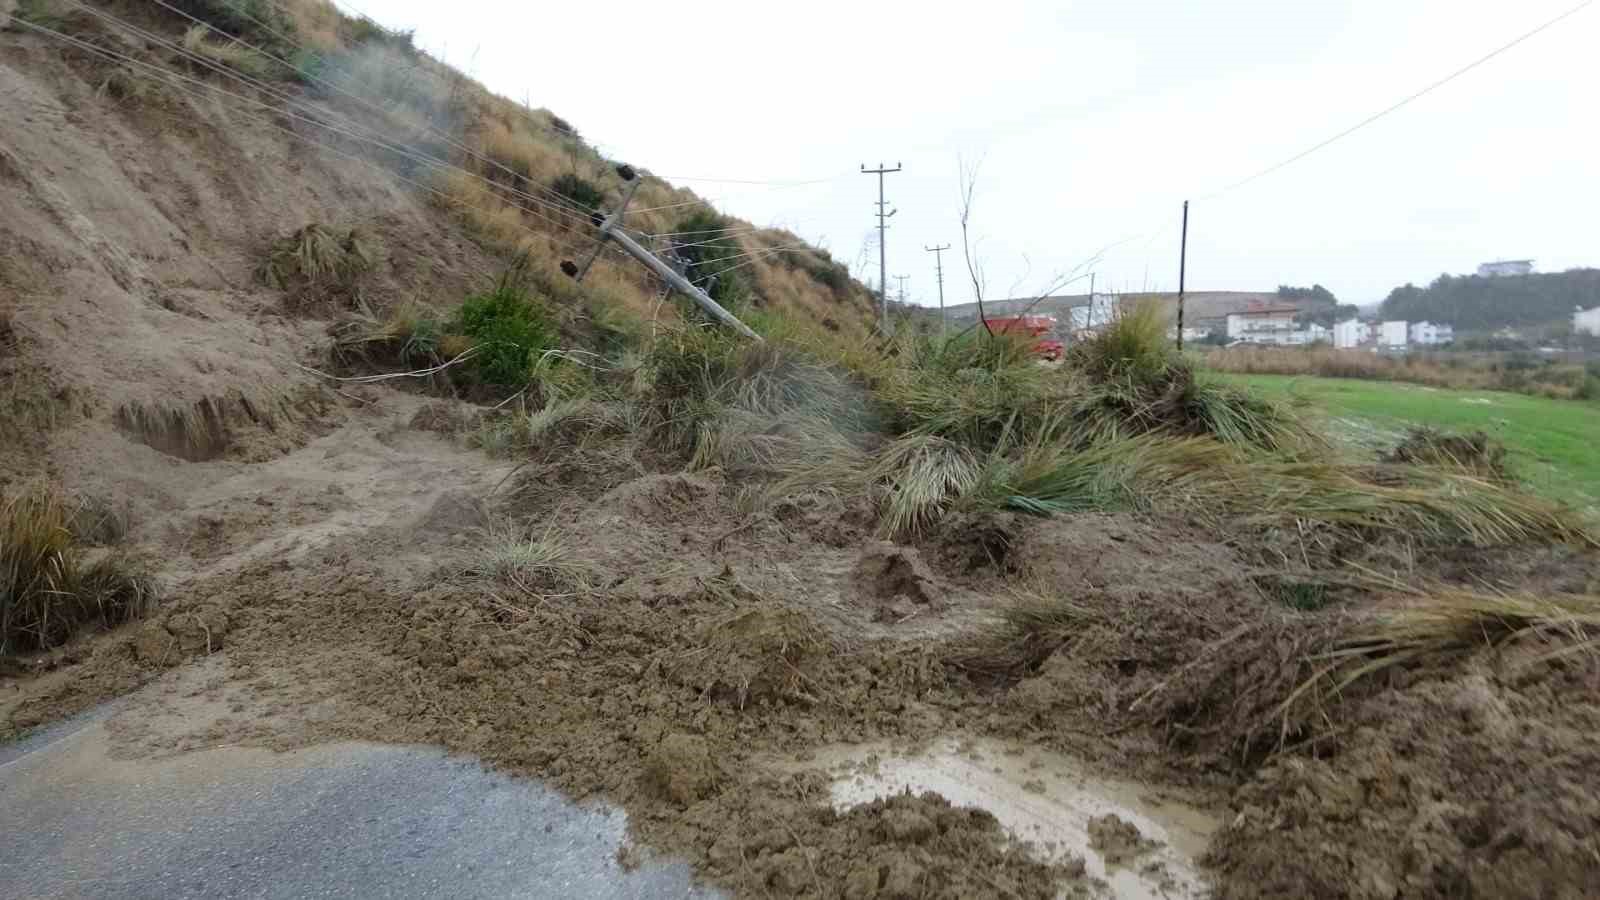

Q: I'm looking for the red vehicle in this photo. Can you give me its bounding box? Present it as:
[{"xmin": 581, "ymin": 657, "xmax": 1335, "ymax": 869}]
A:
[{"xmin": 983, "ymin": 315, "xmax": 1063, "ymax": 361}]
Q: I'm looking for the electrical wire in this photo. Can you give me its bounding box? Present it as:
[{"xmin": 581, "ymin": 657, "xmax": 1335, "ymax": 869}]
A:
[
  {"xmin": 1199, "ymin": 0, "xmax": 1594, "ymax": 201},
  {"xmin": 10, "ymin": 17, "xmax": 623, "ymax": 267},
  {"xmin": 142, "ymin": 0, "xmax": 603, "ymax": 223},
  {"xmin": 698, "ymin": 246, "xmax": 804, "ymax": 282},
  {"xmin": 645, "ymin": 225, "xmax": 761, "ymax": 238},
  {"xmin": 652, "ymin": 174, "xmax": 844, "ymax": 186},
  {"xmin": 56, "ymin": 1, "xmax": 608, "ymax": 238}
]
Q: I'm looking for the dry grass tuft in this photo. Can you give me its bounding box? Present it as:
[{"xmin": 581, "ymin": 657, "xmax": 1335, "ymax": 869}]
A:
[
  {"xmin": 1384, "ymin": 426, "xmax": 1510, "ymax": 481},
  {"xmin": 1268, "ymin": 582, "xmax": 1600, "ymax": 750},
  {"xmin": 461, "ymin": 522, "xmax": 593, "ymax": 602},
  {"xmin": 260, "ymin": 224, "xmax": 374, "ymax": 306},
  {"xmin": 2, "ymin": 486, "xmax": 157, "ymax": 655},
  {"xmin": 112, "ymin": 388, "xmax": 310, "ymax": 461},
  {"xmin": 181, "ymin": 23, "xmax": 277, "ymax": 80}
]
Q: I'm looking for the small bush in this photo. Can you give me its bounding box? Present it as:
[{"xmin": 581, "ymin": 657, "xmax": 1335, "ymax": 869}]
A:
[
  {"xmin": 455, "ymin": 257, "xmax": 556, "ymax": 387},
  {"xmin": 2, "ymin": 487, "xmax": 156, "ymax": 654},
  {"xmin": 11, "ymin": 0, "xmax": 68, "ymax": 28},
  {"xmin": 550, "ymin": 173, "xmax": 604, "ymax": 212},
  {"xmin": 1070, "ymin": 301, "xmax": 1172, "ymax": 384},
  {"xmin": 669, "ymin": 210, "xmax": 751, "ymax": 310},
  {"xmin": 181, "ymin": 24, "xmax": 278, "ymax": 80},
  {"xmin": 171, "ymin": 0, "xmax": 298, "ymax": 58}
]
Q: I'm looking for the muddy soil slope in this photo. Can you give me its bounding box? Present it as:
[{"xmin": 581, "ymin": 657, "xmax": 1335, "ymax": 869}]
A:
[{"xmin": 5, "ymin": 8, "xmax": 1600, "ymax": 900}]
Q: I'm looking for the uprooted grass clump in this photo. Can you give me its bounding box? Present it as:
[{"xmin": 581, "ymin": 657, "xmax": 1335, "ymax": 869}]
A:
[
  {"xmin": 457, "ymin": 299, "xmax": 1592, "ymax": 551},
  {"xmin": 948, "ymin": 579, "xmax": 1600, "ymax": 764},
  {"xmin": 260, "ymin": 223, "xmax": 373, "ymax": 306},
  {"xmin": 2, "ymin": 487, "xmax": 157, "ymax": 655},
  {"xmin": 1385, "ymin": 426, "xmax": 1511, "ymax": 481}
]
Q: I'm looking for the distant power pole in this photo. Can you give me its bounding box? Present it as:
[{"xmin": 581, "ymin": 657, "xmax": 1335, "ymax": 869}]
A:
[
  {"xmin": 894, "ymin": 274, "xmax": 910, "ymax": 309},
  {"xmin": 925, "ymin": 243, "xmax": 950, "ymax": 332},
  {"xmin": 1176, "ymin": 200, "xmax": 1190, "ymax": 351},
  {"xmin": 861, "ymin": 162, "xmax": 902, "ymax": 330}
]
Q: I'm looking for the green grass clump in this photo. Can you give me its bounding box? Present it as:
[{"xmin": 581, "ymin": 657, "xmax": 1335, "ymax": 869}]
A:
[
  {"xmin": 668, "ymin": 210, "xmax": 751, "ymax": 310},
  {"xmin": 550, "ymin": 173, "xmax": 605, "ymax": 212},
  {"xmin": 456, "ymin": 256, "xmax": 557, "ymax": 387},
  {"xmin": 1068, "ymin": 300, "xmax": 1172, "ymax": 383},
  {"xmin": 2, "ymin": 487, "xmax": 157, "ymax": 655}
]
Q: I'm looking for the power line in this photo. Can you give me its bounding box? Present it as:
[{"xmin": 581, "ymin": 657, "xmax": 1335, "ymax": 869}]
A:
[
  {"xmin": 651, "ymin": 173, "xmax": 844, "ymax": 186},
  {"xmin": 142, "ymin": 0, "xmax": 602, "ymax": 223},
  {"xmin": 9, "ymin": 17, "xmax": 623, "ymax": 270},
  {"xmin": 1201, "ymin": 0, "xmax": 1594, "ymax": 201}
]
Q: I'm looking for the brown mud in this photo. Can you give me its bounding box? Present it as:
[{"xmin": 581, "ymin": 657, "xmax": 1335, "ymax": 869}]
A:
[{"xmin": 6, "ymin": 383, "xmax": 1600, "ymax": 898}]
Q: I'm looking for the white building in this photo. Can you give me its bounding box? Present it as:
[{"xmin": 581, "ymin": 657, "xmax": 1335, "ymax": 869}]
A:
[
  {"xmin": 1576, "ymin": 306, "xmax": 1600, "ymax": 337},
  {"xmin": 1294, "ymin": 323, "xmax": 1331, "ymax": 345},
  {"xmin": 1380, "ymin": 320, "xmax": 1409, "ymax": 348},
  {"xmin": 1477, "ymin": 260, "xmax": 1534, "ymax": 278},
  {"xmin": 1225, "ymin": 305, "xmax": 1299, "ymax": 344},
  {"xmin": 1069, "ymin": 293, "xmax": 1118, "ymax": 331},
  {"xmin": 1408, "ymin": 321, "xmax": 1454, "ymax": 346},
  {"xmin": 1333, "ymin": 319, "xmax": 1364, "ymax": 349}
]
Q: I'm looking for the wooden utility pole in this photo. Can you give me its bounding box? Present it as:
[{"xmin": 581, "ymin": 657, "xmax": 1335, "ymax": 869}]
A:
[
  {"xmin": 925, "ymin": 244, "xmax": 950, "ymax": 332},
  {"xmin": 565, "ymin": 164, "xmax": 760, "ymax": 340},
  {"xmin": 861, "ymin": 162, "xmax": 902, "ymax": 330},
  {"xmin": 1176, "ymin": 200, "xmax": 1189, "ymax": 351}
]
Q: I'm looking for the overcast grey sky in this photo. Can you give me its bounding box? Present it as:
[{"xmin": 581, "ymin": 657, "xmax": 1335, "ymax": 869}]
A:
[{"xmin": 358, "ymin": 0, "xmax": 1596, "ymax": 307}]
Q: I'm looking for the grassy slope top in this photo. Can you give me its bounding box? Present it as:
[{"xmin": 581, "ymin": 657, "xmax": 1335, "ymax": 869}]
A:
[{"xmin": 99, "ymin": 0, "xmax": 876, "ymax": 334}]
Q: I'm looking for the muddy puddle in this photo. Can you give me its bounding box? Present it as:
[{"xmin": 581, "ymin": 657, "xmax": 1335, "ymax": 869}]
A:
[{"xmin": 795, "ymin": 737, "xmax": 1217, "ymax": 899}]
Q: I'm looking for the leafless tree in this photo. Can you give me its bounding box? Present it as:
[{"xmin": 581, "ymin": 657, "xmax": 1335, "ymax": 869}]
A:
[{"xmin": 956, "ymin": 157, "xmax": 1098, "ymax": 341}]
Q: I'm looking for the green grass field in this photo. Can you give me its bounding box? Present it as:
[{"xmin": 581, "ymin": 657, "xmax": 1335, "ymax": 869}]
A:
[{"xmin": 1222, "ymin": 374, "xmax": 1600, "ymax": 507}]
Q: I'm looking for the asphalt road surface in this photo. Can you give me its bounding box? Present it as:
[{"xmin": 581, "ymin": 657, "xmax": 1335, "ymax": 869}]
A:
[{"xmin": 0, "ymin": 707, "xmax": 715, "ymax": 899}]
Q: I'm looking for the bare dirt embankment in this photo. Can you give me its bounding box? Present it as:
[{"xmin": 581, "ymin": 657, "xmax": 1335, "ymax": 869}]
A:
[{"xmin": 6, "ymin": 8, "xmax": 1600, "ymax": 900}]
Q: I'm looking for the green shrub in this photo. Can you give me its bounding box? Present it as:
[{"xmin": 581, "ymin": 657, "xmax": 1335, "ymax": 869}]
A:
[
  {"xmin": 456, "ymin": 258, "xmax": 556, "ymax": 387},
  {"xmin": 669, "ymin": 210, "xmax": 751, "ymax": 310},
  {"xmin": 1070, "ymin": 301, "xmax": 1172, "ymax": 384},
  {"xmin": 171, "ymin": 0, "xmax": 298, "ymax": 56},
  {"xmin": 550, "ymin": 173, "xmax": 605, "ymax": 212}
]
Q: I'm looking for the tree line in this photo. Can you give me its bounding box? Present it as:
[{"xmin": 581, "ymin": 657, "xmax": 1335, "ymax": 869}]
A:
[{"xmin": 1379, "ymin": 269, "xmax": 1600, "ymax": 331}]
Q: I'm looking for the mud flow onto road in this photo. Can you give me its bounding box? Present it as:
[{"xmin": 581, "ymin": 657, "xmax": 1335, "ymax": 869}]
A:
[{"xmin": 793, "ymin": 737, "xmax": 1216, "ymax": 900}]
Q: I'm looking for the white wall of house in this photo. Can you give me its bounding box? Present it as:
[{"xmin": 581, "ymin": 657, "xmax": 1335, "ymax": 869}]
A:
[
  {"xmin": 1333, "ymin": 319, "xmax": 1363, "ymax": 349},
  {"xmin": 1226, "ymin": 311, "xmax": 1297, "ymax": 342},
  {"xmin": 1381, "ymin": 321, "xmax": 1408, "ymax": 347},
  {"xmin": 1576, "ymin": 306, "xmax": 1600, "ymax": 336},
  {"xmin": 1477, "ymin": 260, "xmax": 1534, "ymax": 277}
]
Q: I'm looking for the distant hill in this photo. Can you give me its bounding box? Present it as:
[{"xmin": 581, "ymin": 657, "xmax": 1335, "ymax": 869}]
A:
[{"xmin": 1379, "ymin": 269, "xmax": 1600, "ymax": 331}]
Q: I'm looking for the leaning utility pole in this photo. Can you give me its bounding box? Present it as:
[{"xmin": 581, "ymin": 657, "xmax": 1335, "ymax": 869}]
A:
[
  {"xmin": 925, "ymin": 243, "xmax": 950, "ymax": 332},
  {"xmin": 861, "ymin": 162, "xmax": 902, "ymax": 330},
  {"xmin": 564, "ymin": 163, "xmax": 760, "ymax": 340},
  {"xmin": 1176, "ymin": 200, "xmax": 1190, "ymax": 351}
]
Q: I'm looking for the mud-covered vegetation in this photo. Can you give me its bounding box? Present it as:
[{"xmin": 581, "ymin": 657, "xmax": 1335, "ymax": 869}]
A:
[{"xmin": 1, "ymin": 487, "xmax": 155, "ymax": 655}]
